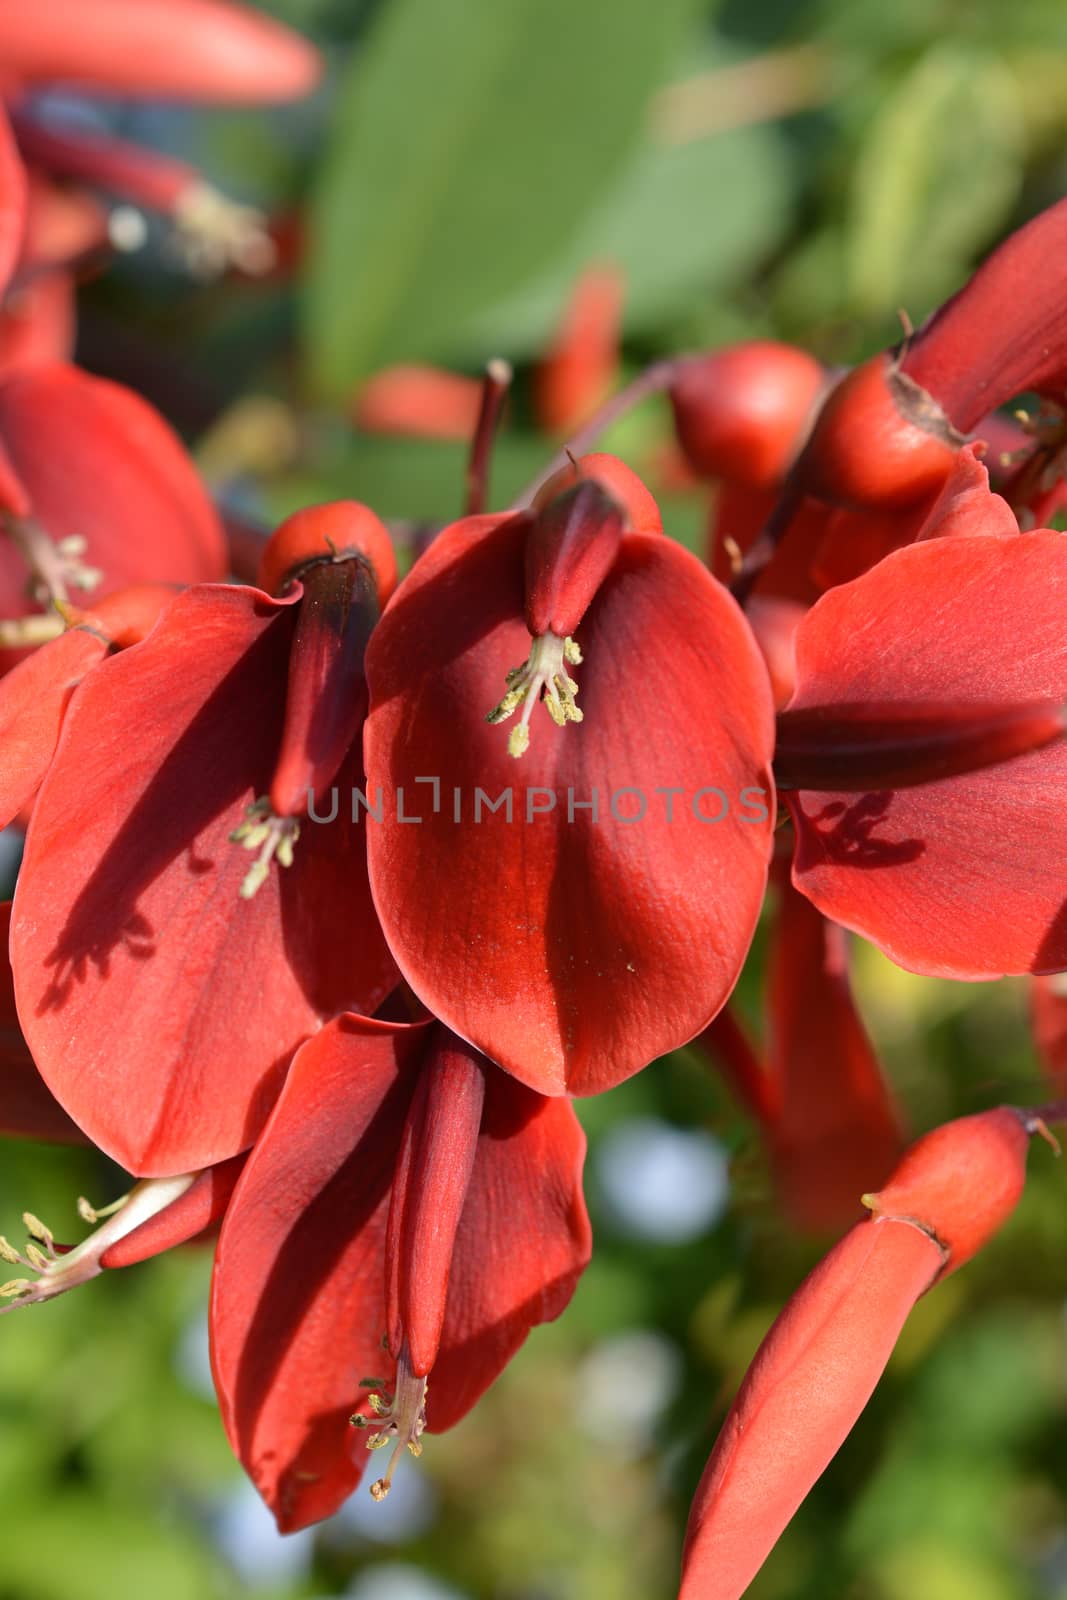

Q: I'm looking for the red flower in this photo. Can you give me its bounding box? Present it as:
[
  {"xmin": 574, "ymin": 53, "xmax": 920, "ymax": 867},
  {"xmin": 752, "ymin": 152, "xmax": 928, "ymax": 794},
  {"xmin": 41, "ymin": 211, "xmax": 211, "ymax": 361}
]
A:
[
  {"xmin": 10, "ymin": 503, "xmax": 399, "ymax": 1174},
  {"xmin": 0, "ymin": 362, "xmax": 227, "ymax": 669},
  {"xmin": 210, "ymin": 1012, "xmax": 591, "ymax": 1531},
  {"xmin": 775, "ymin": 509, "xmax": 1067, "ymax": 977},
  {"xmin": 363, "ymin": 467, "xmax": 776, "ymax": 1097}
]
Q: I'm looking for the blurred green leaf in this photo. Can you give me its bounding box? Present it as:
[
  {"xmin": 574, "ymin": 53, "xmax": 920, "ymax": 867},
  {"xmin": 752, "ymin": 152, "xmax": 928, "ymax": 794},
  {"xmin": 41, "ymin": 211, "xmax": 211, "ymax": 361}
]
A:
[
  {"xmin": 456, "ymin": 114, "xmax": 791, "ymax": 360},
  {"xmin": 847, "ymin": 45, "xmax": 1025, "ymax": 318},
  {"xmin": 303, "ymin": 0, "xmax": 699, "ymax": 393}
]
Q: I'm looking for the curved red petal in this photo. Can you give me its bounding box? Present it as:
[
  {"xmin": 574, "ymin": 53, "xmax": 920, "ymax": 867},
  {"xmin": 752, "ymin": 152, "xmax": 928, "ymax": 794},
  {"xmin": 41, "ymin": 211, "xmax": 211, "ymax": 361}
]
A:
[
  {"xmin": 767, "ymin": 867, "xmax": 903, "ymax": 1233},
  {"xmin": 787, "ymin": 533, "xmax": 1067, "ymax": 976},
  {"xmin": 100, "ymin": 1153, "xmax": 247, "ymax": 1268},
  {"xmin": 209, "ymin": 1015, "xmax": 429, "ymax": 1532},
  {"xmin": 428, "ymin": 1069, "xmax": 591, "ymax": 1433},
  {"xmin": 0, "ymin": 104, "xmax": 27, "ymax": 301},
  {"xmin": 0, "ymin": 363, "xmax": 225, "ymax": 642},
  {"xmin": 11, "ymin": 584, "xmax": 396, "ymax": 1175},
  {"xmin": 915, "ymin": 442, "xmax": 1018, "ymax": 542},
  {"xmin": 901, "ymin": 198, "xmax": 1067, "ymax": 432},
  {"xmin": 0, "ymin": 0, "xmax": 320, "ymax": 103},
  {"xmin": 0, "ymin": 625, "xmax": 108, "ymax": 828},
  {"xmin": 365, "ymin": 517, "xmax": 775, "ymax": 1096},
  {"xmin": 0, "ymin": 901, "xmax": 85, "ymax": 1144},
  {"xmin": 1033, "ymin": 975, "xmax": 1067, "ymax": 1090}
]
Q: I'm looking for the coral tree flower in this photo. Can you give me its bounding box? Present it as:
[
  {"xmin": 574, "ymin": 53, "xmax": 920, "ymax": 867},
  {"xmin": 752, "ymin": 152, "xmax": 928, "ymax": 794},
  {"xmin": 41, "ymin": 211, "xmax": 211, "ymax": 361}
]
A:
[
  {"xmin": 210, "ymin": 1012, "xmax": 591, "ymax": 1531},
  {"xmin": 363, "ymin": 461, "xmax": 776, "ymax": 1098},
  {"xmin": 680, "ymin": 1107, "xmax": 1037, "ymax": 1600},
  {"xmin": 774, "ymin": 471, "xmax": 1067, "ymax": 977},
  {"xmin": 10, "ymin": 503, "xmax": 399, "ymax": 1175},
  {"xmin": 0, "ymin": 362, "xmax": 227, "ymax": 667}
]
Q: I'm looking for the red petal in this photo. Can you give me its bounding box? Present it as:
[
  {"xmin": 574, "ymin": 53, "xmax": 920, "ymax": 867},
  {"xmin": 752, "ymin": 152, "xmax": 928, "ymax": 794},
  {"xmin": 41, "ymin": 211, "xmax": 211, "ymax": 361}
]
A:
[
  {"xmin": 0, "ymin": 901, "xmax": 85, "ymax": 1144},
  {"xmin": 680, "ymin": 1218, "xmax": 943, "ymax": 1600},
  {"xmin": 11, "ymin": 584, "xmax": 396, "ymax": 1175},
  {"xmin": 766, "ymin": 867, "xmax": 903, "ymax": 1232},
  {"xmin": 0, "ymin": 625, "xmax": 108, "ymax": 828},
  {"xmin": 787, "ymin": 533, "xmax": 1067, "ymax": 976},
  {"xmin": 100, "ymin": 1153, "xmax": 246, "ymax": 1268},
  {"xmin": 0, "ymin": 0, "xmax": 320, "ymax": 102},
  {"xmin": 365, "ymin": 516, "xmax": 775, "ymax": 1096},
  {"xmin": 1033, "ymin": 975, "xmax": 1067, "ymax": 1090},
  {"xmin": 901, "ymin": 198, "xmax": 1067, "ymax": 432},
  {"xmin": 352, "ymin": 365, "xmax": 483, "ymax": 442},
  {"xmin": 0, "ymin": 364, "xmax": 225, "ymax": 650},
  {"xmin": 0, "ymin": 271, "xmax": 76, "ymax": 377},
  {"xmin": 915, "ymin": 443, "xmax": 1018, "ymax": 542},
  {"xmin": 209, "ymin": 1015, "xmax": 428, "ymax": 1532},
  {"xmin": 428, "ymin": 1068, "xmax": 591, "ymax": 1432},
  {"xmin": 533, "ymin": 264, "xmax": 623, "ymax": 437},
  {"xmin": 0, "ymin": 104, "xmax": 27, "ymax": 299}
]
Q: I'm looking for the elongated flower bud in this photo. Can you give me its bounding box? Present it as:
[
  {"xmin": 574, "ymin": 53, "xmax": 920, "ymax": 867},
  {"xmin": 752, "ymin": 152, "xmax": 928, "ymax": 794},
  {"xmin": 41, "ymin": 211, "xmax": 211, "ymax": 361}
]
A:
[{"xmin": 680, "ymin": 1107, "xmax": 1035, "ymax": 1599}]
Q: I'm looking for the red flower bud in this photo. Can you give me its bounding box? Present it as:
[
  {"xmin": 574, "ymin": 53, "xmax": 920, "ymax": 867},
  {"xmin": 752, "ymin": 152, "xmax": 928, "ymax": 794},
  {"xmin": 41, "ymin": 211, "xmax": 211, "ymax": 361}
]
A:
[
  {"xmin": 861, "ymin": 1107, "xmax": 1030, "ymax": 1276},
  {"xmin": 670, "ymin": 341, "xmax": 825, "ymax": 491},
  {"xmin": 257, "ymin": 500, "xmax": 396, "ymax": 603},
  {"xmin": 352, "ymin": 364, "xmax": 484, "ymax": 442},
  {"xmin": 533, "ymin": 264, "xmax": 624, "ymax": 436},
  {"xmin": 681, "ymin": 1108, "xmax": 1036, "ymax": 1598},
  {"xmin": 792, "ymin": 353, "xmax": 962, "ymax": 511}
]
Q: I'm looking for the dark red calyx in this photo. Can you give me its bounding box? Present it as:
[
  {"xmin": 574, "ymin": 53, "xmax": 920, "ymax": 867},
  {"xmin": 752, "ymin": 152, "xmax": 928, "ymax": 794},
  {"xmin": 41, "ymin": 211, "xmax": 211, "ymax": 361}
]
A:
[
  {"xmin": 793, "ymin": 354, "xmax": 963, "ymax": 511},
  {"xmin": 774, "ymin": 699, "xmax": 1066, "ymax": 792},
  {"xmin": 267, "ymin": 554, "xmax": 381, "ymax": 820},
  {"xmin": 257, "ymin": 500, "xmax": 397, "ymax": 603},
  {"xmin": 523, "ymin": 480, "xmax": 625, "ymax": 640},
  {"xmin": 669, "ymin": 340, "xmax": 826, "ymax": 490}
]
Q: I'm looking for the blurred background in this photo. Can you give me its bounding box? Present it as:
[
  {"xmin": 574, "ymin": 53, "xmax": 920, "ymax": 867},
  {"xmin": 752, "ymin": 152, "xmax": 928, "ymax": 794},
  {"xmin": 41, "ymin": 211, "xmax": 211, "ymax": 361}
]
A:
[{"xmin": 4, "ymin": 0, "xmax": 1067, "ymax": 1595}]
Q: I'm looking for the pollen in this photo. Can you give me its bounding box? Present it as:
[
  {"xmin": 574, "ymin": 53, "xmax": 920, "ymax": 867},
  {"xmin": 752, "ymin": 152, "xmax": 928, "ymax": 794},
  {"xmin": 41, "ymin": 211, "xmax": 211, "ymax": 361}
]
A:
[{"xmin": 486, "ymin": 631, "xmax": 583, "ymax": 758}]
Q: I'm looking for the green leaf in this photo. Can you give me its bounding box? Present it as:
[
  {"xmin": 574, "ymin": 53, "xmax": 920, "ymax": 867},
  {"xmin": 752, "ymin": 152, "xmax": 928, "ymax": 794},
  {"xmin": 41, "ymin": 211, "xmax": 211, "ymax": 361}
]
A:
[
  {"xmin": 452, "ymin": 113, "xmax": 791, "ymax": 361},
  {"xmin": 847, "ymin": 45, "xmax": 1025, "ymax": 320},
  {"xmin": 303, "ymin": 0, "xmax": 699, "ymax": 394}
]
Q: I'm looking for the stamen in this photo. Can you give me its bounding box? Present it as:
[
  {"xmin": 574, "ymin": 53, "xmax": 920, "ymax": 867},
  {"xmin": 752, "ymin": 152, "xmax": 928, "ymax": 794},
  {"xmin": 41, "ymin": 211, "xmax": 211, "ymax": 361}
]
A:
[
  {"xmin": 350, "ymin": 1351, "xmax": 428, "ymax": 1501},
  {"xmin": 229, "ymin": 797, "xmax": 300, "ymax": 899},
  {"xmin": 486, "ymin": 631, "xmax": 584, "ymax": 758},
  {"xmin": 0, "ymin": 1174, "xmax": 195, "ymax": 1314},
  {"xmin": 171, "ymin": 182, "xmax": 276, "ymax": 279}
]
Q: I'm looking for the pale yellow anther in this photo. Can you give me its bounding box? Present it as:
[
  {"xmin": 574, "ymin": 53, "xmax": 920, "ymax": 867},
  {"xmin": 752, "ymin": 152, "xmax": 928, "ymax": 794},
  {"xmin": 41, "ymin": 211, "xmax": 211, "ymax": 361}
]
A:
[
  {"xmin": 487, "ymin": 631, "xmax": 584, "ymax": 758},
  {"xmin": 0, "ymin": 1238, "xmax": 23, "ymax": 1266},
  {"xmin": 229, "ymin": 797, "xmax": 300, "ymax": 900},
  {"xmin": 0, "ymin": 1280, "xmax": 31, "ymax": 1298},
  {"xmin": 22, "ymin": 1213, "xmax": 53, "ymax": 1249}
]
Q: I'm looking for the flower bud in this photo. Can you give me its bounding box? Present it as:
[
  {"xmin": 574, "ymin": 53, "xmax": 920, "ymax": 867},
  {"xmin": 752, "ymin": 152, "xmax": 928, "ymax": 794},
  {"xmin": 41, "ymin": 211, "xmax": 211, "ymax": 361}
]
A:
[
  {"xmin": 792, "ymin": 354, "xmax": 962, "ymax": 511},
  {"xmin": 670, "ymin": 341, "xmax": 825, "ymax": 490},
  {"xmin": 861, "ymin": 1106, "xmax": 1031, "ymax": 1276},
  {"xmin": 257, "ymin": 500, "xmax": 396, "ymax": 603}
]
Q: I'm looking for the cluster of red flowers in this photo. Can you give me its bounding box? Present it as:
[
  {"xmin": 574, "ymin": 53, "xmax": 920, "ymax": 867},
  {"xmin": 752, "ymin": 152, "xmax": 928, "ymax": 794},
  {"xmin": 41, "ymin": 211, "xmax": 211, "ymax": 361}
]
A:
[{"xmin": 0, "ymin": 4, "xmax": 1066, "ymax": 1595}]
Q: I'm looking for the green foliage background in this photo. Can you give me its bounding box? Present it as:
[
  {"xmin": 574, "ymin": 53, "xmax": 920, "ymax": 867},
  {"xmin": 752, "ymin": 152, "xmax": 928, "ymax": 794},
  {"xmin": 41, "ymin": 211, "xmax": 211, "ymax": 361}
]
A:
[{"xmin": 6, "ymin": 0, "xmax": 1067, "ymax": 1596}]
